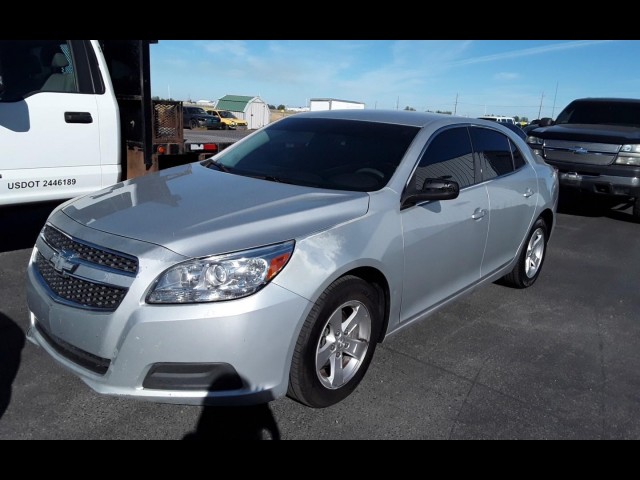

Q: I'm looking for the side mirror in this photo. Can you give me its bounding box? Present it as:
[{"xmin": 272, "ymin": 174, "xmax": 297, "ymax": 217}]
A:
[
  {"xmin": 539, "ymin": 117, "xmax": 554, "ymax": 127},
  {"xmin": 402, "ymin": 178, "xmax": 459, "ymax": 208}
]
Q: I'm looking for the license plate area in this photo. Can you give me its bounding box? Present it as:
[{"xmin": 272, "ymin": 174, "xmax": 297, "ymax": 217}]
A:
[{"xmin": 560, "ymin": 172, "xmax": 582, "ymax": 183}]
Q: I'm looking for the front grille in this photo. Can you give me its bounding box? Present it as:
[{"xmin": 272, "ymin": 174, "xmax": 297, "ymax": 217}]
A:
[
  {"xmin": 544, "ymin": 139, "xmax": 620, "ymax": 153},
  {"xmin": 35, "ymin": 321, "xmax": 110, "ymax": 375},
  {"xmin": 543, "ymin": 139, "xmax": 619, "ymax": 166},
  {"xmin": 43, "ymin": 225, "xmax": 138, "ymax": 274},
  {"xmin": 36, "ymin": 252, "xmax": 127, "ymax": 311}
]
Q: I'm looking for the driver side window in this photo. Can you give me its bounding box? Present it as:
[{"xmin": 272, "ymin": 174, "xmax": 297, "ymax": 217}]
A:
[
  {"xmin": 0, "ymin": 40, "xmax": 77, "ymax": 102},
  {"xmin": 412, "ymin": 126, "xmax": 475, "ymax": 190}
]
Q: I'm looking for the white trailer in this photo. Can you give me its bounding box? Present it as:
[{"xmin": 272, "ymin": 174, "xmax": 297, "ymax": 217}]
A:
[{"xmin": 309, "ymin": 98, "xmax": 365, "ymax": 111}]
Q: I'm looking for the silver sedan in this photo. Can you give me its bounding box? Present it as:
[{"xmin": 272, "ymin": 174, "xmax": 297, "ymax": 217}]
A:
[{"xmin": 26, "ymin": 110, "xmax": 559, "ymax": 408}]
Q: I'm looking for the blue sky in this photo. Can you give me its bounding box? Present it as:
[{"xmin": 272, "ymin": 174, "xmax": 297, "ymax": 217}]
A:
[{"xmin": 150, "ymin": 40, "xmax": 639, "ymax": 120}]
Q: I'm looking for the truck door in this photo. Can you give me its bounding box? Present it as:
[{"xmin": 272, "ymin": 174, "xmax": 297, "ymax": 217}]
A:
[{"xmin": 0, "ymin": 40, "xmax": 115, "ymax": 206}]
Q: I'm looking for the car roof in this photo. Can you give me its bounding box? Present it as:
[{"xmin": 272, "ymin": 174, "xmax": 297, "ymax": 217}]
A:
[{"xmin": 293, "ymin": 109, "xmax": 482, "ymax": 128}]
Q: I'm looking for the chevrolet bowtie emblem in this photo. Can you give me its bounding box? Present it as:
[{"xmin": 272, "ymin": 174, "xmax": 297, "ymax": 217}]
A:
[
  {"xmin": 51, "ymin": 250, "xmax": 78, "ymax": 276},
  {"xmin": 569, "ymin": 146, "xmax": 588, "ymax": 154}
]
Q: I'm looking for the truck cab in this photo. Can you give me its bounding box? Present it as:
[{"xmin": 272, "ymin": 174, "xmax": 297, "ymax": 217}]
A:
[
  {"xmin": 0, "ymin": 40, "xmax": 120, "ymax": 206},
  {"xmin": 0, "ymin": 40, "xmax": 221, "ymax": 207}
]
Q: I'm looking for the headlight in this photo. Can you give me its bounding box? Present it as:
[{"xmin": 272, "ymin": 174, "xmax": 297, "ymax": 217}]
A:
[
  {"xmin": 147, "ymin": 241, "xmax": 294, "ymax": 303},
  {"xmin": 527, "ymin": 136, "xmax": 544, "ymax": 145},
  {"xmin": 615, "ymin": 155, "xmax": 640, "ymax": 166},
  {"xmin": 620, "ymin": 144, "xmax": 640, "ymax": 153},
  {"xmin": 616, "ymin": 144, "xmax": 640, "ymax": 165}
]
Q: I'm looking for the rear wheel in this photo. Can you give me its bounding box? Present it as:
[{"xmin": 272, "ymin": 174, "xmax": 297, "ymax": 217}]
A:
[
  {"xmin": 501, "ymin": 217, "xmax": 548, "ymax": 288},
  {"xmin": 633, "ymin": 197, "xmax": 640, "ymax": 222},
  {"xmin": 288, "ymin": 276, "xmax": 382, "ymax": 408}
]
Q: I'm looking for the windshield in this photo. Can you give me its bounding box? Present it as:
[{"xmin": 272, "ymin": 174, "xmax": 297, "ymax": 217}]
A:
[
  {"xmin": 210, "ymin": 117, "xmax": 420, "ymax": 192},
  {"xmin": 556, "ymin": 100, "xmax": 640, "ymax": 127},
  {"xmin": 219, "ymin": 110, "xmax": 236, "ymax": 119}
]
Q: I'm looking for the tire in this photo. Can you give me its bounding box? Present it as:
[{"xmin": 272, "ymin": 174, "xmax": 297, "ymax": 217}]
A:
[
  {"xmin": 633, "ymin": 197, "xmax": 640, "ymax": 223},
  {"xmin": 222, "ymin": 123, "xmax": 229, "ymax": 130},
  {"xmin": 288, "ymin": 275, "xmax": 382, "ymax": 408},
  {"xmin": 189, "ymin": 119, "xmax": 198, "ymax": 130},
  {"xmin": 501, "ymin": 217, "xmax": 548, "ymax": 289}
]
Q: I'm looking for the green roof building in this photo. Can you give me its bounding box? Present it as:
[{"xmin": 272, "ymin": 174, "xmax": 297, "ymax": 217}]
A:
[{"xmin": 216, "ymin": 95, "xmax": 270, "ymax": 130}]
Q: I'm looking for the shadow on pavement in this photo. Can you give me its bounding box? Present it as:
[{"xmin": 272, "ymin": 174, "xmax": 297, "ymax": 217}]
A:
[
  {"xmin": 0, "ymin": 201, "xmax": 63, "ymax": 253},
  {"xmin": 183, "ymin": 404, "xmax": 281, "ymax": 440},
  {"xmin": 557, "ymin": 190, "xmax": 637, "ymax": 224},
  {"xmin": 0, "ymin": 313, "xmax": 25, "ymax": 420}
]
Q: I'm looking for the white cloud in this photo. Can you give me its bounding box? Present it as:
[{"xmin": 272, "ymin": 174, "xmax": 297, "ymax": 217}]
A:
[
  {"xmin": 494, "ymin": 72, "xmax": 520, "ymax": 81},
  {"xmin": 199, "ymin": 40, "xmax": 248, "ymax": 57},
  {"xmin": 449, "ymin": 40, "xmax": 613, "ymax": 67}
]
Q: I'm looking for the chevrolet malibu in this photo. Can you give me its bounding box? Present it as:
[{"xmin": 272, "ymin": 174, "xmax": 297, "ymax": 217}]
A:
[{"xmin": 26, "ymin": 110, "xmax": 559, "ymax": 408}]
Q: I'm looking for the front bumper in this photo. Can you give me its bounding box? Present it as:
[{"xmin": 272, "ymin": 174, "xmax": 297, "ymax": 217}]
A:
[
  {"xmin": 546, "ymin": 160, "xmax": 640, "ymax": 197},
  {"xmin": 26, "ymin": 255, "xmax": 312, "ymax": 406}
]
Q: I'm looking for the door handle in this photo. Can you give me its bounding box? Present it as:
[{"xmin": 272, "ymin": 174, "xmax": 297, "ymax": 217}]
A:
[
  {"xmin": 65, "ymin": 112, "xmax": 93, "ymax": 124},
  {"xmin": 523, "ymin": 188, "xmax": 534, "ymax": 198},
  {"xmin": 471, "ymin": 208, "xmax": 486, "ymax": 220}
]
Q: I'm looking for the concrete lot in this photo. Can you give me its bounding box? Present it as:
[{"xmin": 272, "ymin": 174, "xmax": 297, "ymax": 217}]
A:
[{"xmin": 0, "ymin": 192, "xmax": 639, "ymax": 439}]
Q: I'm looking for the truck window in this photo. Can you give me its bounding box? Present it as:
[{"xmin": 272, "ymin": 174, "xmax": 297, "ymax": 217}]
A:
[
  {"xmin": 0, "ymin": 40, "xmax": 77, "ymax": 102},
  {"xmin": 556, "ymin": 100, "xmax": 640, "ymax": 127}
]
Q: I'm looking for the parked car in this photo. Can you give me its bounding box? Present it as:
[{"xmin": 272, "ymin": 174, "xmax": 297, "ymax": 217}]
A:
[
  {"xmin": 526, "ymin": 98, "xmax": 640, "ymax": 220},
  {"xmin": 206, "ymin": 109, "xmax": 248, "ymax": 129},
  {"xmin": 26, "ymin": 110, "xmax": 558, "ymax": 408},
  {"xmin": 478, "ymin": 117, "xmax": 527, "ymax": 141},
  {"xmin": 477, "ymin": 115, "xmax": 516, "ymax": 125},
  {"xmin": 183, "ymin": 106, "xmax": 221, "ymax": 130},
  {"xmin": 522, "ymin": 117, "xmax": 553, "ymax": 135}
]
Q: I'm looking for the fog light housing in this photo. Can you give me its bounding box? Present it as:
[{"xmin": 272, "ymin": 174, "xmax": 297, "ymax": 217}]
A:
[{"xmin": 143, "ymin": 362, "xmax": 243, "ymax": 391}]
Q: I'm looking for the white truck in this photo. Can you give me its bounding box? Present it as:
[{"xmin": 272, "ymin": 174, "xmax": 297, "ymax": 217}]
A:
[
  {"xmin": 309, "ymin": 98, "xmax": 365, "ymax": 111},
  {"xmin": 0, "ymin": 40, "xmax": 223, "ymax": 207}
]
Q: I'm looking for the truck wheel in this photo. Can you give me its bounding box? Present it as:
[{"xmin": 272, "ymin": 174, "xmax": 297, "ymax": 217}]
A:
[
  {"xmin": 633, "ymin": 197, "xmax": 640, "ymax": 223},
  {"xmin": 189, "ymin": 119, "xmax": 198, "ymax": 130},
  {"xmin": 288, "ymin": 276, "xmax": 382, "ymax": 408},
  {"xmin": 501, "ymin": 217, "xmax": 548, "ymax": 289}
]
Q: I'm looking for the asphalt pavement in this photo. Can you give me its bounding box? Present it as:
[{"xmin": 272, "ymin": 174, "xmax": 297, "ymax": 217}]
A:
[{"xmin": 1, "ymin": 191, "xmax": 639, "ymax": 439}]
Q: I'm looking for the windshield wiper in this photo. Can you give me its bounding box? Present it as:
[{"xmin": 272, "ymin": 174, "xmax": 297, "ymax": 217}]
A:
[
  {"xmin": 248, "ymin": 174, "xmax": 284, "ymax": 183},
  {"xmin": 204, "ymin": 159, "xmax": 232, "ymax": 173}
]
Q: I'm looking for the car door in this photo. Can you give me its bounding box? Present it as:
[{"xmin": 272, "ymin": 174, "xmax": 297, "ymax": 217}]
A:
[
  {"xmin": 400, "ymin": 126, "xmax": 490, "ymax": 322},
  {"xmin": 0, "ymin": 40, "xmax": 103, "ymax": 200},
  {"xmin": 469, "ymin": 126, "xmax": 538, "ymax": 277}
]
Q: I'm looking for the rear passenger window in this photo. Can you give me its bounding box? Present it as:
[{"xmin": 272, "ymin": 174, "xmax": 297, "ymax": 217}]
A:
[
  {"xmin": 0, "ymin": 40, "xmax": 77, "ymax": 102},
  {"xmin": 470, "ymin": 127, "xmax": 513, "ymax": 181},
  {"xmin": 509, "ymin": 139, "xmax": 526, "ymax": 170},
  {"xmin": 412, "ymin": 127, "xmax": 475, "ymax": 190}
]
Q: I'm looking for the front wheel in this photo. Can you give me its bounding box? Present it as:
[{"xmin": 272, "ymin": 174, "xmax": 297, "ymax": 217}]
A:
[
  {"xmin": 288, "ymin": 276, "xmax": 382, "ymax": 408},
  {"xmin": 501, "ymin": 217, "xmax": 548, "ymax": 288},
  {"xmin": 189, "ymin": 119, "xmax": 198, "ymax": 130}
]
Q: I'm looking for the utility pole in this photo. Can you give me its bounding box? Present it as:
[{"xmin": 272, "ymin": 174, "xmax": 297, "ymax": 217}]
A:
[
  {"xmin": 538, "ymin": 92, "xmax": 544, "ymax": 119},
  {"xmin": 396, "ymin": 96, "xmax": 399, "ymax": 110},
  {"xmin": 551, "ymin": 82, "xmax": 559, "ymax": 118},
  {"xmin": 454, "ymin": 93, "xmax": 458, "ymax": 115}
]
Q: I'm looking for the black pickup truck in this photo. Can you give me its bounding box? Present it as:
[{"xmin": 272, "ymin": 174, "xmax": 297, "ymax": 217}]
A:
[{"xmin": 526, "ymin": 98, "xmax": 640, "ymax": 220}]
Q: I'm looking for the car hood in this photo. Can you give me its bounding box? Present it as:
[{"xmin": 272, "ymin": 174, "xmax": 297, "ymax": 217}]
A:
[
  {"xmin": 61, "ymin": 163, "xmax": 370, "ymax": 258},
  {"xmin": 531, "ymin": 123, "xmax": 640, "ymax": 144}
]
